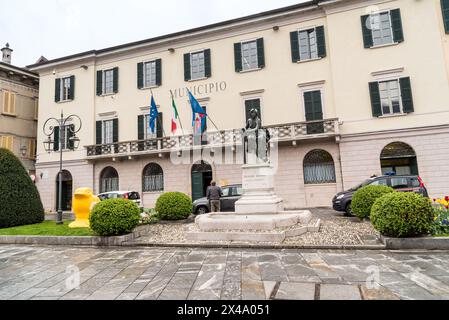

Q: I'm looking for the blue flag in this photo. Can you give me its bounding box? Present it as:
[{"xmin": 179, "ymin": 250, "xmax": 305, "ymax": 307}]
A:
[
  {"xmin": 188, "ymin": 90, "xmax": 207, "ymax": 128},
  {"xmin": 149, "ymin": 95, "xmax": 158, "ymax": 134}
]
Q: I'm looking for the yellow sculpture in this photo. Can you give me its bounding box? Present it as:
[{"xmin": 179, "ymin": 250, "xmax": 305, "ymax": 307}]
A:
[{"xmin": 69, "ymin": 188, "xmax": 100, "ymax": 229}]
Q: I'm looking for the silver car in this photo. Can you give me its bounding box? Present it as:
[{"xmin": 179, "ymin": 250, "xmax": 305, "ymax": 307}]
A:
[
  {"xmin": 97, "ymin": 191, "xmax": 143, "ymax": 209},
  {"xmin": 192, "ymin": 184, "xmax": 243, "ymax": 214}
]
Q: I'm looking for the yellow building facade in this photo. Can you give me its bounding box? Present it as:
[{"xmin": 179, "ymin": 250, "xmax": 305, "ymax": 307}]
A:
[{"xmin": 29, "ymin": 0, "xmax": 449, "ymax": 212}]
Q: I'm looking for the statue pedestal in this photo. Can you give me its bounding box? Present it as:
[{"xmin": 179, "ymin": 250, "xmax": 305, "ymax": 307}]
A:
[{"xmin": 234, "ymin": 163, "xmax": 284, "ymax": 214}]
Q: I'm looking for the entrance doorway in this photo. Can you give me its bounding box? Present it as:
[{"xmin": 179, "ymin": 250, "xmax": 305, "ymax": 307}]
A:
[
  {"xmin": 380, "ymin": 142, "xmax": 419, "ymax": 175},
  {"xmin": 55, "ymin": 170, "xmax": 73, "ymax": 211},
  {"xmin": 191, "ymin": 161, "xmax": 213, "ymax": 201}
]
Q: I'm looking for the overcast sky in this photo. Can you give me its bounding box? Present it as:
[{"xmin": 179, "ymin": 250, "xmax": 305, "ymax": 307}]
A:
[{"xmin": 0, "ymin": 0, "xmax": 308, "ymax": 67}]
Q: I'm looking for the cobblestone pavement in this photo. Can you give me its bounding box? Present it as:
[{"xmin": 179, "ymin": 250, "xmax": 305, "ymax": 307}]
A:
[{"xmin": 1, "ymin": 245, "xmax": 449, "ymax": 300}]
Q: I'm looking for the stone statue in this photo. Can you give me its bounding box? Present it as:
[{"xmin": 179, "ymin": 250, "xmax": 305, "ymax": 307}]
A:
[{"xmin": 242, "ymin": 109, "xmax": 270, "ymax": 164}]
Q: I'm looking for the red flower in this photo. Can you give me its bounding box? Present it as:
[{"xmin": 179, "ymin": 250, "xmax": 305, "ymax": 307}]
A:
[
  {"xmin": 433, "ymin": 199, "xmax": 437, "ymax": 202},
  {"xmin": 445, "ymin": 196, "xmax": 449, "ymax": 202}
]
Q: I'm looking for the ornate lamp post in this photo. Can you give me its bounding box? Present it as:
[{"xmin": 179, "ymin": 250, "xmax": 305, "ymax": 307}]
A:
[{"xmin": 43, "ymin": 111, "xmax": 82, "ymax": 225}]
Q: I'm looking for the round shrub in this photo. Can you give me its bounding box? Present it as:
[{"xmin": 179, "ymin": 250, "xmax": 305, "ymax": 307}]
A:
[
  {"xmin": 89, "ymin": 199, "xmax": 140, "ymax": 236},
  {"xmin": 155, "ymin": 192, "xmax": 192, "ymax": 220},
  {"xmin": 351, "ymin": 185, "xmax": 394, "ymax": 219},
  {"xmin": 0, "ymin": 148, "xmax": 44, "ymax": 228},
  {"xmin": 371, "ymin": 192, "xmax": 434, "ymax": 238}
]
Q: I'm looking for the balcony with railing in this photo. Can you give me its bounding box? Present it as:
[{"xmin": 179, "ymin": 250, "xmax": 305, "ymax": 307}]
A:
[{"xmin": 85, "ymin": 118, "xmax": 340, "ymax": 160}]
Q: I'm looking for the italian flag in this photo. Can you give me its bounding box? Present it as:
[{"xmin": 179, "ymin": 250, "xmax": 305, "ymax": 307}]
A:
[{"xmin": 171, "ymin": 95, "xmax": 179, "ymax": 134}]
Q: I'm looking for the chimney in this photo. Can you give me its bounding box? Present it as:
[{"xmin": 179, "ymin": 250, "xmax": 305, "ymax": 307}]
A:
[{"xmin": 1, "ymin": 43, "xmax": 13, "ymax": 64}]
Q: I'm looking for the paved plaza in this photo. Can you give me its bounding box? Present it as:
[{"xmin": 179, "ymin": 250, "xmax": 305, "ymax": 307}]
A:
[{"xmin": 1, "ymin": 245, "xmax": 449, "ymax": 300}]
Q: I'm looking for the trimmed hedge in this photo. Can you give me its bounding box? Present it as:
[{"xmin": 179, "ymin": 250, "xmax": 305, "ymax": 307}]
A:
[
  {"xmin": 155, "ymin": 192, "xmax": 192, "ymax": 220},
  {"xmin": 351, "ymin": 185, "xmax": 394, "ymax": 219},
  {"xmin": 89, "ymin": 199, "xmax": 140, "ymax": 236},
  {"xmin": 371, "ymin": 192, "xmax": 434, "ymax": 238},
  {"xmin": 0, "ymin": 148, "xmax": 44, "ymax": 228}
]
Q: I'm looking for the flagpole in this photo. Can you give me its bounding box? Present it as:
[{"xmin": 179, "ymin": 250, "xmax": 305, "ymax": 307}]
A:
[
  {"xmin": 170, "ymin": 91, "xmax": 185, "ymax": 136},
  {"xmin": 205, "ymin": 114, "xmax": 220, "ymax": 133}
]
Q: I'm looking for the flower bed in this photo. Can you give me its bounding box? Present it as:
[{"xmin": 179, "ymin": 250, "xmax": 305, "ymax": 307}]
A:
[{"xmin": 432, "ymin": 196, "xmax": 449, "ymax": 236}]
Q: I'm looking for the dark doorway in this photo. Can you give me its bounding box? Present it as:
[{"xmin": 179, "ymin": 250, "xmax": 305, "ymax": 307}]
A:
[
  {"xmin": 191, "ymin": 161, "xmax": 213, "ymax": 201},
  {"xmin": 381, "ymin": 142, "xmax": 419, "ymax": 175},
  {"xmin": 55, "ymin": 170, "xmax": 73, "ymax": 211}
]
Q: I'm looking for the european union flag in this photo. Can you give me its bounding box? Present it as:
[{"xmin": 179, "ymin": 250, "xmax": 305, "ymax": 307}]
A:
[{"xmin": 149, "ymin": 95, "xmax": 158, "ymax": 134}]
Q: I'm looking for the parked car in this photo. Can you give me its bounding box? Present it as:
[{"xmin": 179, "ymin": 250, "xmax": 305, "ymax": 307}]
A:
[
  {"xmin": 332, "ymin": 175, "xmax": 428, "ymax": 216},
  {"xmin": 97, "ymin": 191, "xmax": 143, "ymax": 209},
  {"xmin": 193, "ymin": 184, "xmax": 243, "ymax": 214}
]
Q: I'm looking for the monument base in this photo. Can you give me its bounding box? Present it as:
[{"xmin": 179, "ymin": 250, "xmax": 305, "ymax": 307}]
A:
[{"xmin": 234, "ymin": 163, "xmax": 284, "ymax": 214}]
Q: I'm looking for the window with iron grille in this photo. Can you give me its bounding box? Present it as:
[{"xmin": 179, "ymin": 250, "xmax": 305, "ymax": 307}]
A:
[
  {"xmin": 142, "ymin": 163, "xmax": 164, "ymax": 192},
  {"xmin": 303, "ymin": 149, "xmax": 336, "ymax": 184},
  {"xmin": 100, "ymin": 167, "xmax": 119, "ymax": 193}
]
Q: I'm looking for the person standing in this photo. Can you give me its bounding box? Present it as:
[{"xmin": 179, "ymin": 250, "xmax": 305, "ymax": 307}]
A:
[{"xmin": 206, "ymin": 181, "xmax": 222, "ymax": 212}]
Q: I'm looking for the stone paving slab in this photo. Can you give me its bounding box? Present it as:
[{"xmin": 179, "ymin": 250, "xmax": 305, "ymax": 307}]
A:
[{"xmin": 2, "ymin": 245, "xmax": 449, "ymax": 300}]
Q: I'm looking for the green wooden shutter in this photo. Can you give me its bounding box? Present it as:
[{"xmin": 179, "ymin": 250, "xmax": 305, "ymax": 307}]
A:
[
  {"xmin": 55, "ymin": 78, "xmax": 61, "ymax": 102},
  {"xmin": 184, "ymin": 53, "xmax": 191, "ymax": 81},
  {"xmin": 156, "ymin": 59, "xmax": 162, "ymax": 86},
  {"xmin": 67, "ymin": 124, "xmax": 75, "ymax": 150},
  {"xmin": 96, "ymin": 121, "xmax": 102, "ymax": 144},
  {"xmin": 390, "ymin": 9, "xmax": 404, "ymax": 43},
  {"xmin": 156, "ymin": 112, "xmax": 163, "ymax": 138},
  {"xmin": 137, "ymin": 62, "xmax": 144, "ymax": 89},
  {"xmin": 442, "ymin": 0, "xmax": 449, "ymax": 34},
  {"xmin": 53, "ymin": 126, "xmax": 59, "ymax": 151},
  {"xmin": 361, "ymin": 15, "xmax": 373, "ymax": 48},
  {"xmin": 112, "ymin": 67, "xmax": 119, "ymax": 93},
  {"xmin": 112, "ymin": 118, "xmax": 119, "ymax": 143},
  {"xmin": 400, "ymin": 77, "xmax": 414, "ymax": 113},
  {"xmin": 204, "ymin": 49, "xmax": 211, "ymax": 78},
  {"xmin": 257, "ymin": 38, "xmax": 265, "ymax": 68},
  {"xmin": 290, "ymin": 31, "xmax": 300, "ymax": 63},
  {"xmin": 369, "ymin": 82, "xmax": 382, "ymax": 117},
  {"xmin": 234, "ymin": 43, "xmax": 242, "ymax": 72},
  {"xmin": 96, "ymin": 71, "xmax": 103, "ymax": 96},
  {"xmin": 316, "ymin": 26, "xmax": 327, "ymax": 58},
  {"xmin": 69, "ymin": 76, "xmax": 75, "ymax": 100},
  {"xmin": 138, "ymin": 115, "xmax": 144, "ymax": 141}
]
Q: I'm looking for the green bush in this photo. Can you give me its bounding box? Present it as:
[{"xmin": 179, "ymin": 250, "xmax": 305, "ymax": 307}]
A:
[
  {"xmin": 351, "ymin": 185, "xmax": 394, "ymax": 219},
  {"xmin": 0, "ymin": 148, "xmax": 44, "ymax": 228},
  {"xmin": 371, "ymin": 192, "xmax": 434, "ymax": 238},
  {"xmin": 155, "ymin": 192, "xmax": 192, "ymax": 220},
  {"xmin": 89, "ymin": 199, "xmax": 140, "ymax": 236}
]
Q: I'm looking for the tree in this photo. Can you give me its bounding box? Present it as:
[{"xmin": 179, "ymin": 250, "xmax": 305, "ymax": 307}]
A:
[{"xmin": 0, "ymin": 148, "xmax": 44, "ymax": 228}]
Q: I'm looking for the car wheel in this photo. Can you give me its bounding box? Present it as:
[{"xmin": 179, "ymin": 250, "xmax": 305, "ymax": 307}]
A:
[
  {"xmin": 196, "ymin": 206, "xmax": 208, "ymax": 215},
  {"xmin": 344, "ymin": 202, "xmax": 354, "ymax": 217}
]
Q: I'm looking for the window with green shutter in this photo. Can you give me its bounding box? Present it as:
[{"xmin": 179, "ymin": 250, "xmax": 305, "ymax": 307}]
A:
[
  {"xmin": 361, "ymin": 9, "xmax": 404, "ymax": 48},
  {"xmin": 55, "ymin": 79, "xmax": 61, "ymax": 102},
  {"xmin": 112, "ymin": 67, "xmax": 119, "ymax": 93},
  {"xmin": 369, "ymin": 77, "xmax": 414, "ymax": 117},
  {"xmin": 441, "ymin": 0, "xmax": 449, "ymax": 34},
  {"xmin": 257, "ymin": 38, "xmax": 265, "ymax": 69},
  {"xmin": 155, "ymin": 59, "xmax": 162, "ymax": 86},
  {"xmin": 137, "ymin": 63, "xmax": 144, "ymax": 89},
  {"xmin": 96, "ymin": 71, "xmax": 103, "ymax": 96},
  {"xmin": 291, "ymin": 26, "xmax": 326, "ymax": 63},
  {"xmin": 234, "ymin": 42, "xmax": 242, "ymax": 72},
  {"xmin": 204, "ymin": 49, "xmax": 211, "ymax": 78}
]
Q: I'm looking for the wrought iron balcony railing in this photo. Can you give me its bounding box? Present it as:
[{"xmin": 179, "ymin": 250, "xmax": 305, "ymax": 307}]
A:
[{"xmin": 85, "ymin": 118, "xmax": 340, "ymax": 159}]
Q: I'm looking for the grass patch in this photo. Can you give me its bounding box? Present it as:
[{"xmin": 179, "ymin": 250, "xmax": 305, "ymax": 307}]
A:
[
  {"xmin": 434, "ymin": 234, "xmax": 449, "ymax": 238},
  {"xmin": 0, "ymin": 221, "xmax": 94, "ymax": 236}
]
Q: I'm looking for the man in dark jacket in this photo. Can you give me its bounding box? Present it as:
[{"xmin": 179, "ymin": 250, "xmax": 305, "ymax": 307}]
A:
[{"xmin": 206, "ymin": 181, "xmax": 223, "ymax": 212}]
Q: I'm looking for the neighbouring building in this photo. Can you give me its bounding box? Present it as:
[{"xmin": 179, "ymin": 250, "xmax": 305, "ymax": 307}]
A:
[
  {"xmin": 0, "ymin": 43, "xmax": 39, "ymax": 176},
  {"xmin": 28, "ymin": 0, "xmax": 449, "ymax": 212}
]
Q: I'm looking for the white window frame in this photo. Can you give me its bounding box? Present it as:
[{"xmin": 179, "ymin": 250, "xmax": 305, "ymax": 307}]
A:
[
  {"xmin": 241, "ymin": 39, "xmax": 259, "ymax": 71},
  {"xmin": 102, "ymin": 119, "xmax": 114, "ymax": 145},
  {"xmin": 60, "ymin": 76, "xmax": 72, "ymax": 101},
  {"xmin": 190, "ymin": 50, "xmax": 206, "ymax": 80},
  {"xmin": 297, "ymin": 27, "xmax": 319, "ymax": 61},
  {"xmin": 370, "ymin": 10, "xmax": 395, "ymax": 47},
  {"xmin": 378, "ymin": 78, "xmax": 404, "ymax": 116},
  {"xmin": 143, "ymin": 60, "xmax": 157, "ymax": 88},
  {"xmin": 102, "ymin": 69, "xmax": 114, "ymax": 95}
]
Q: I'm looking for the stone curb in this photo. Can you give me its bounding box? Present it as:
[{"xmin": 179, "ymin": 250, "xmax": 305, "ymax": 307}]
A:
[
  {"xmin": 380, "ymin": 235, "xmax": 449, "ymax": 250},
  {"xmin": 0, "ymin": 225, "xmax": 151, "ymax": 247}
]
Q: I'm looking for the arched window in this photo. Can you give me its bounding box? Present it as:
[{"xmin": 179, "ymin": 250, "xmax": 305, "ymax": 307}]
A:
[
  {"xmin": 303, "ymin": 150, "xmax": 336, "ymax": 184},
  {"xmin": 142, "ymin": 163, "xmax": 164, "ymax": 192},
  {"xmin": 100, "ymin": 167, "xmax": 119, "ymax": 193},
  {"xmin": 380, "ymin": 142, "xmax": 418, "ymax": 175}
]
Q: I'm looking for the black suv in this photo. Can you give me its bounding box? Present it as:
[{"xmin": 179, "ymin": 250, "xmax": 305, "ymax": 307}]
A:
[{"xmin": 332, "ymin": 175, "xmax": 428, "ymax": 216}]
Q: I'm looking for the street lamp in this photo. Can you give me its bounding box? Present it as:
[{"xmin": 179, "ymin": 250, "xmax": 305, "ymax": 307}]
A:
[{"xmin": 43, "ymin": 110, "xmax": 82, "ymax": 225}]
